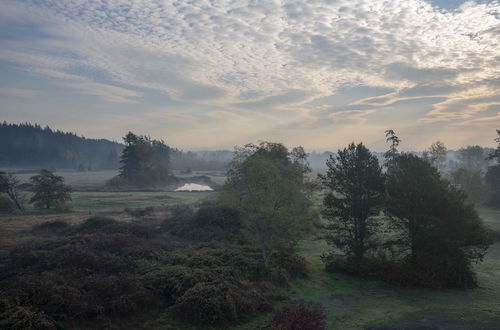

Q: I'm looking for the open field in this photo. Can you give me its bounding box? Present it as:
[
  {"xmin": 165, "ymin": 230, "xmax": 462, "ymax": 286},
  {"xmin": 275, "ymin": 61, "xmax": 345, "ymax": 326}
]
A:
[{"xmin": 2, "ymin": 169, "xmax": 228, "ymax": 191}]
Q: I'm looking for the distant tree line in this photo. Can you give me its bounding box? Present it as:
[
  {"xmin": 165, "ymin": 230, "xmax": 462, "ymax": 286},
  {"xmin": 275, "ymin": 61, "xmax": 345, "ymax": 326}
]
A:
[
  {"xmin": 0, "ymin": 122, "xmax": 122, "ymax": 170},
  {"xmin": 0, "ymin": 122, "xmax": 232, "ymax": 172}
]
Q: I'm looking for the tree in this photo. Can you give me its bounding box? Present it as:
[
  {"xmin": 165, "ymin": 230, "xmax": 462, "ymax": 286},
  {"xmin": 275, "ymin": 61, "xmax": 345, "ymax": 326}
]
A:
[
  {"xmin": 423, "ymin": 141, "xmax": 447, "ymax": 171},
  {"xmin": 29, "ymin": 169, "xmax": 72, "ymax": 209},
  {"xmin": 386, "ymin": 154, "xmax": 491, "ymax": 287},
  {"xmin": 486, "ymin": 130, "xmax": 500, "ymax": 208},
  {"xmin": 449, "ymin": 168, "xmax": 489, "ymax": 205},
  {"xmin": 449, "ymin": 146, "xmax": 490, "ymax": 205},
  {"xmin": 456, "ymin": 145, "xmax": 489, "ymax": 174},
  {"xmin": 320, "ymin": 142, "xmax": 385, "ymax": 263},
  {"xmin": 0, "ymin": 171, "xmax": 23, "ymax": 209},
  {"xmin": 383, "ymin": 129, "xmax": 401, "ymax": 169},
  {"xmin": 487, "ymin": 129, "xmax": 500, "ymax": 161},
  {"xmin": 116, "ymin": 132, "xmax": 170, "ymax": 186},
  {"xmin": 222, "ymin": 142, "xmax": 315, "ymax": 269}
]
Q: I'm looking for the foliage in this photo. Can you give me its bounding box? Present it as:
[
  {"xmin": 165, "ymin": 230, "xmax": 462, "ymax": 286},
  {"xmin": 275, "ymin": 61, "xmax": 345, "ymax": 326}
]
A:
[
  {"xmin": 31, "ymin": 220, "xmax": 70, "ymax": 233},
  {"xmin": 0, "ymin": 122, "xmax": 121, "ymax": 170},
  {"xmin": 487, "ymin": 129, "xmax": 500, "ymax": 162},
  {"xmin": 162, "ymin": 203, "xmax": 243, "ymax": 242},
  {"xmin": 114, "ymin": 132, "xmax": 171, "ymax": 187},
  {"xmin": 29, "ymin": 170, "xmax": 72, "ymax": 209},
  {"xmin": 385, "ymin": 153, "xmax": 492, "ymax": 288},
  {"xmin": 449, "ymin": 167, "xmax": 490, "ymax": 205},
  {"xmin": 265, "ymin": 301, "xmax": 326, "ymax": 330},
  {"xmin": 0, "ymin": 205, "xmax": 307, "ymax": 327},
  {"xmin": 320, "ymin": 142, "xmax": 385, "ymax": 263},
  {"xmin": 456, "ymin": 145, "xmax": 489, "ymax": 174},
  {"xmin": 486, "ymin": 165, "xmax": 500, "ymax": 208},
  {"xmin": 486, "ymin": 130, "xmax": 500, "ymax": 208},
  {"xmin": 383, "ymin": 129, "xmax": 401, "ymax": 169},
  {"xmin": 0, "ymin": 195, "xmax": 16, "ymax": 213},
  {"xmin": 423, "ymin": 141, "xmax": 447, "ymax": 171},
  {"xmin": 174, "ymin": 281, "xmax": 274, "ymax": 325},
  {"xmin": 222, "ymin": 142, "xmax": 316, "ymax": 269},
  {"xmin": 124, "ymin": 206, "xmax": 155, "ymax": 218},
  {"xmin": 0, "ymin": 299, "xmax": 56, "ymax": 330},
  {"xmin": 0, "ymin": 171, "xmax": 23, "ymax": 209}
]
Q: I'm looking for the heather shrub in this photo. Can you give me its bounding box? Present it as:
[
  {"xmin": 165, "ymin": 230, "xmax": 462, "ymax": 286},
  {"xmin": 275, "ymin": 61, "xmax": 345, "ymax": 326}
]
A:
[
  {"xmin": 265, "ymin": 301, "xmax": 326, "ymax": 330},
  {"xmin": 32, "ymin": 220, "xmax": 69, "ymax": 233},
  {"xmin": 0, "ymin": 195, "xmax": 15, "ymax": 213},
  {"xmin": 124, "ymin": 206, "xmax": 154, "ymax": 218},
  {"xmin": 0, "ymin": 299, "xmax": 56, "ymax": 330},
  {"xmin": 162, "ymin": 204, "xmax": 243, "ymax": 242},
  {"xmin": 272, "ymin": 251, "xmax": 308, "ymax": 279},
  {"xmin": 175, "ymin": 281, "xmax": 275, "ymax": 325},
  {"xmin": 0, "ymin": 213, "xmax": 296, "ymax": 327}
]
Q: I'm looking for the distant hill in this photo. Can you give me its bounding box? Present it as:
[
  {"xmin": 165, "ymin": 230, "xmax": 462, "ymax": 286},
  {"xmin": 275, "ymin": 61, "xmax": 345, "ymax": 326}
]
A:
[{"xmin": 0, "ymin": 122, "xmax": 123, "ymax": 170}]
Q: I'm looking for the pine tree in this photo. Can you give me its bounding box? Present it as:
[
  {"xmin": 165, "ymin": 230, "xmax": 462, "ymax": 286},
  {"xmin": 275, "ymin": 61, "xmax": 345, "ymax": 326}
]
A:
[{"xmin": 321, "ymin": 143, "xmax": 385, "ymax": 263}]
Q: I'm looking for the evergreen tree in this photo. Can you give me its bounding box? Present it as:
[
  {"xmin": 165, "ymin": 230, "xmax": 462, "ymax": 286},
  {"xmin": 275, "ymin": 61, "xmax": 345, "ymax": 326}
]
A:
[
  {"xmin": 321, "ymin": 143, "xmax": 385, "ymax": 263},
  {"xmin": 383, "ymin": 129, "xmax": 401, "ymax": 169},
  {"xmin": 116, "ymin": 132, "xmax": 170, "ymax": 187},
  {"xmin": 486, "ymin": 130, "xmax": 500, "ymax": 208},
  {"xmin": 386, "ymin": 154, "xmax": 491, "ymax": 287}
]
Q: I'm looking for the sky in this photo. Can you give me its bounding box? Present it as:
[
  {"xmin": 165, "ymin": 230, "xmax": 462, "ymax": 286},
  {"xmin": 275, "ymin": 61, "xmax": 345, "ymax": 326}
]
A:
[{"xmin": 0, "ymin": 0, "xmax": 499, "ymax": 151}]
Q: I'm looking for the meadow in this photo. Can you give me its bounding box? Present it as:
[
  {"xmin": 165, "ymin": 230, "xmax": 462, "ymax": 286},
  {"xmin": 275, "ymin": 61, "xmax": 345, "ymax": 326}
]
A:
[{"xmin": 1, "ymin": 170, "xmax": 499, "ymax": 329}]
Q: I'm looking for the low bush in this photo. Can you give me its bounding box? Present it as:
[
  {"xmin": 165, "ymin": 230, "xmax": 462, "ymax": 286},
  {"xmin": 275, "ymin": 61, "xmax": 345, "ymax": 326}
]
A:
[
  {"xmin": 0, "ymin": 213, "xmax": 298, "ymax": 327},
  {"xmin": 124, "ymin": 206, "xmax": 154, "ymax": 218},
  {"xmin": 175, "ymin": 281, "xmax": 276, "ymax": 325},
  {"xmin": 0, "ymin": 299, "xmax": 56, "ymax": 330},
  {"xmin": 162, "ymin": 204, "xmax": 243, "ymax": 242},
  {"xmin": 0, "ymin": 195, "xmax": 15, "ymax": 213},
  {"xmin": 272, "ymin": 251, "xmax": 308, "ymax": 279},
  {"xmin": 265, "ymin": 301, "xmax": 326, "ymax": 330},
  {"xmin": 32, "ymin": 220, "xmax": 69, "ymax": 233}
]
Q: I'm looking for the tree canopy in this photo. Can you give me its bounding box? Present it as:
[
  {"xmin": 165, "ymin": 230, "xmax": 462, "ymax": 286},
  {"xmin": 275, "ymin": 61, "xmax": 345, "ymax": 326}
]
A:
[
  {"xmin": 29, "ymin": 169, "xmax": 72, "ymax": 209},
  {"xmin": 222, "ymin": 142, "xmax": 316, "ymax": 269},
  {"xmin": 386, "ymin": 153, "xmax": 491, "ymax": 287},
  {"xmin": 321, "ymin": 142, "xmax": 385, "ymax": 263},
  {"xmin": 113, "ymin": 132, "xmax": 171, "ymax": 187}
]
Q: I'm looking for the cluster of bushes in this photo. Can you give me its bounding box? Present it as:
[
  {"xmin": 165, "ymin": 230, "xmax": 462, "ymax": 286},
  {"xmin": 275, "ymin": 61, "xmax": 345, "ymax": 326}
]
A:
[
  {"xmin": 162, "ymin": 202, "xmax": 244, "ymax": 242},
  {"xmin": 0, "ymin": 195, "xmax": 15, "ymax": 213},
  {"xmin": 124, "ymin": 206, "xmax": 155, "ymax": 218},
  {"xmin": 1, "ymin": 203, "xmax": 308, "ymax": 328}
]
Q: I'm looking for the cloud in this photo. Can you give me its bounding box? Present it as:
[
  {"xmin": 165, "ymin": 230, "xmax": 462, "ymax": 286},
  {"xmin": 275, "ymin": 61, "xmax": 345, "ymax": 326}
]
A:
[
  {"xmin": 0, "ymin": 0, "xmax": 499, "ymax": 149},
  {"xmin": 0, "ymin": 88, "xmax": 38, "ymax": 98}
]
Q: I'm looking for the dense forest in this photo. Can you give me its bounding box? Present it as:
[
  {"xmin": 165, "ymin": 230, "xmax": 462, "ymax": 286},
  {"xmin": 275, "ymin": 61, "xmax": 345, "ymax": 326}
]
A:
[{"xmin": 0, "ymin": 122, "xmax": 122, "ymax": 170}]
